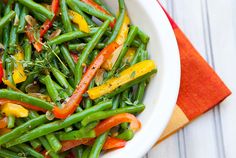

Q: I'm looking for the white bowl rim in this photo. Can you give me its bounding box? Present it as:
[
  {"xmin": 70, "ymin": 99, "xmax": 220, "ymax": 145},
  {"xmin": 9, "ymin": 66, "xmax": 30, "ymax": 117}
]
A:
[{"xmin": 102, "ymin": 0, "xmax": 181, "ymax": 157}]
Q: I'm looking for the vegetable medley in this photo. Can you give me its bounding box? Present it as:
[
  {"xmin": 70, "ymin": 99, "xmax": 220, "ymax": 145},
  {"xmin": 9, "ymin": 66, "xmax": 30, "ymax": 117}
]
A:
[{"xmin": 0, "ymin": 0, "xmax": 157, "ymax": 157}]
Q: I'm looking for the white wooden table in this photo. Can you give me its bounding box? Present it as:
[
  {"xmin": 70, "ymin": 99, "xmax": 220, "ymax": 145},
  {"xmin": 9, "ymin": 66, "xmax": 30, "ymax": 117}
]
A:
[{"xmin": 146, "ymin": 0, "xmax": 236, "ymax": 158}]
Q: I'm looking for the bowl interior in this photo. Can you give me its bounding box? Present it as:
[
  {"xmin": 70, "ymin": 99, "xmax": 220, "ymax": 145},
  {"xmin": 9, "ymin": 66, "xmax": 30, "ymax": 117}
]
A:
[{"xmin": 102, "ymin": 0, "xmax": 180, "ymax": 157}]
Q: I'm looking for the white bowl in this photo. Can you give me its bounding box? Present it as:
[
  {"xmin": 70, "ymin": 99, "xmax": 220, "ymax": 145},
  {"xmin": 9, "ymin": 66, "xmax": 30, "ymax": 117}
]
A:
[{"xmin": 102, "ymin": 0, "xmax": 180, "ymax": 157}]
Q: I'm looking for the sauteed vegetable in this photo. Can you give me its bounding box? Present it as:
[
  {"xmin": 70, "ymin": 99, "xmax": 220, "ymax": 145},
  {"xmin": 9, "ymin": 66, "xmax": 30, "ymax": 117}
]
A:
[{"xmin": 0, "ymin": 0, "xmax": 157, "ymax": 157}]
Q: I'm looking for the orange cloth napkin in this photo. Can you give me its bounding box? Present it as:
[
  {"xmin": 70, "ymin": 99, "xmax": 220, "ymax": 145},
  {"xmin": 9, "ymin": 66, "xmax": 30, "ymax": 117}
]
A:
[{"xmin": 157, "ymin": 3, "xmax": 231, "ymax": 143}]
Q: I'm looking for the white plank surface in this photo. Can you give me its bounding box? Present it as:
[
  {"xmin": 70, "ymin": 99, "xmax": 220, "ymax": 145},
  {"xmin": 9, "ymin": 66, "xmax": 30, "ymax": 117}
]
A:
[{"xmin": 147, "ymin": 0, "xmax": 236, "ymax": 158}]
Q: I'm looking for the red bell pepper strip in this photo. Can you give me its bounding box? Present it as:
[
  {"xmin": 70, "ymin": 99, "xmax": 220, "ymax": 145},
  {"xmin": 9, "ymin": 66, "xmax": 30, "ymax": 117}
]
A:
[
  {"xmin": 25, "ymin": 25, "xmax": 43, "ymax": 52},
  {"xmin": 85, "ymin": 136, "xmax": 126, "ymax": 150},
  {"xmin": 60, "ymin": 138, "xmax": 91, "ymax": 152},
  {"xmin": 81, "ymin": 0, "xmax": 116, "ymax": 28},
  {"xmin": 60, "ymin": 136, "xmax": 126, "ymax": 152},
  {"xmin": 0, "ymin": 62, "xmax": 4, "ymax": 84},
  {"xmin": 103, "ymin": 137, "xmax": 126, "ymax": 150},
  {"xmin": 0, "ymin": 98, "xmax": 46, "ymax": 112},
  {"xmin": 40, "ymin": 0, "xmax": 59, "ymax": 38},
  {"xmin": 0, "ymin": 117, "xmax": 7, "ymax": 129},
  {"xmin": 94, "ymin": 113, "xmax": 141, "ymax": 136},
  {"xmin": 53, "ymin": 42, "xmax": 119, "ymax": 119}
]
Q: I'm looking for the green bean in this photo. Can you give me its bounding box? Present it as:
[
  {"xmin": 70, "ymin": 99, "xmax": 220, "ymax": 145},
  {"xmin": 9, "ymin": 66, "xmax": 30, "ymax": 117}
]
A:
[
  {"xmin": 106, "ymin": 0, "xmax": 125, "ymax": 45},
  {"xmin": 75, "ymin": 20, "xmax": 110, "ymax": 85},
  {"xmin": 6, "ymin": 100, "xmax": 112, "ymax": 146},
  {"xmin": 9, "ymin": 3, "xmax": 21, "ymax": 54},
  {"xmin": 7, "ymin": 114, "xmax": 15, "ymax": 128},
  {"xmin": 60, "ymin": 0, "xmax": 73, "ymax": 32},
  {"xmin": 68, "ymin": 43, "xmax": 105, "ymax": 52},
  {"xmin": 89, "ymin": 132, "xmax": 108, "ymax": 158},
  {"xmin": 82, "ymin": 104, "xmax": 145, "ymax": 126},
  {"xmin": 58, "ymin": 60, "xmax": 71, "ymax": 76},
  {"xmin": 66, "ymin": 0, "xmax": 97, "ymax": 27},
  {"xmin": 59, "ymin": 121, "xmax": 98, "ymax": 140},
  {"xmin": 75, "ymin": 146, "xmax": 84, "ymax": 158},
  {"xmin": 44, "ymin": 75, "xmax": 62, "ymax": 106},
  {"xmin": 60, "ymin": 45, "xmax": 76, "ymax": 74},
  {"xmin": 18, "ymin": 143, "xmax": 44, "ymax": 158},
  {"xmin": 112, "ymin": 94, "xmax": 121, "ymax": 110},
  {"xmin": 0, "ymin": 10, "xmax": 15, "ymax": 30},
  {"xmin": 17, "ymin": 6, "xmax": 28, "ymax": 33},
  {"xmin": 2, "ymin": 0, "xmax": 14, "ymax": 55},
  {"xmin": 0, "ymin": 114, "xmax": 48, "ymax": 145},
  {"xmin": 135, "ymin": 50, "xmax": 149, "ymax": 103},
  {"xmin": 103, "ymin": 69, "xmax": 157, "ymax": 99},
  {"xmin": 0, "ymin": 89, "xmax": 53, "ymax": 110},
  {"xmin": 120, "ymin": 91, "xmax": 129, "ymax": 129},
  {"xmin": 38, "ymin": 137, "xmax": 60, "ymax": 158},
  {"xmin": 46, "ymin": 133, "xmax": 62, "ymax": 152},
  {"xmin": 24, "ymin": 38, "xmax": 32, "ymax": 61},
  {"xmin": 137, "ymin": 28, "xmax": 150, "ymax": 44},
  {"xmin": 40, "ymin": 76, "xmax": 62, "ymax": 90},
  {"xmin": 31, "ymin": 10, "xmax": 47, "ymax": 22},
  {"xmin": 82, "ymin": 147, "xmax": 91, "ymax": 158},
  {"xmin": 39, "ymin": 76, "xmax": 69, "ymax": 99},
  {"xmin": 18, "ymin": 0, "xmax": 54, "ymax": 20},
  {"xmin": 131, "ymin": 39, "xmax": 141, "ymax": 47},
  {"xmin": 67, "ymin": 77, "xmax": 76, "ymax": 89},
  {"xmin": 107, "ymin": 26, "xmax": 139, "ymax": 79},
  {"xmin": 59, "ymin": 129, "xmax": 95, "ymax": 141},
  {"xmin": 51, "ymin": 67, "xmax": 74, "ymax": 95},
  {"xmin": 47, "ymin": 29, "xmax": 98, "ymax": 46},
  {"xmin": 30, "ymin": 139, "xmax": 41, "ymax": 149},
  {"xmin": 116, "ymin": 129, "xmax": 134, "ymax": 141},
  {"xmin": 68, "ymin": 0, "xmax": 115, "ymax": 22},
  {"xmin": 130, "ymin": 44, "xmax": 145, "ymax": 66},
  {"xmin": 51, "ymin": 67, "xmax": 74, "ymax": 92},
  {"xmin": 0, "ymin": 148, "xmax": 19, "ymax": 158}
]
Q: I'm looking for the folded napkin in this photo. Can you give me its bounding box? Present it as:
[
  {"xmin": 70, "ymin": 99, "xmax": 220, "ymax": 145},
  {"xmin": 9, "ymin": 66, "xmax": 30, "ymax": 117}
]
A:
[{"xmin": 156, "ymin": 3, "xmax": 231, "ymax": 143}]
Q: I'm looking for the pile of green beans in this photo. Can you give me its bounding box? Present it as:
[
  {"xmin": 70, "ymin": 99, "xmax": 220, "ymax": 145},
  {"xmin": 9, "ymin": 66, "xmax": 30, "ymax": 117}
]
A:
[{"xmin": 0, "ymin": 0, "xmax": 155, "ymax": 157}]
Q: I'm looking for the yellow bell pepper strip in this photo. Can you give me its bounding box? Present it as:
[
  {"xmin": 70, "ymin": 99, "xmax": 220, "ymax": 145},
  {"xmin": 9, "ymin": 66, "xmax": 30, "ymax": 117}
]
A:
[
  {"xmin": 122, "ymin": 47, "xmax": 136, "ymax": 64},
  {"xmin": 115, "ymin": 11, "xmax": 130, "ymax": 45},
  {"xmin": 12, "ymin": 51, "xmax": 27, "ymax": 84},
  {"xmin": 102, "ymin": 44, "xmax": 123, "ymax": 71},
  {"xmin": 87, "ymin": 60, "xmax": 156, "ymax": 100},
  {"xmin": 1, "ymin": 103, "xmax": 29, "ymax": 118},
  {"xmin": 101, "ymin": 12, "xmax": 130, "ymax": 71},
  {"xmin": 68, "ymin": 10, "xmax": 90, "ymax": 33}
]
